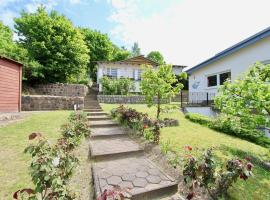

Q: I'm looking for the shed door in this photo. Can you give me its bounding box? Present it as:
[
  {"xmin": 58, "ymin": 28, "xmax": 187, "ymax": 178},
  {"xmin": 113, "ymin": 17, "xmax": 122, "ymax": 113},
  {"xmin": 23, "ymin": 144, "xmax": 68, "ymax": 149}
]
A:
[{"xmin": 0, "ymin": 60, "xmax": 21, "ymax": 112}]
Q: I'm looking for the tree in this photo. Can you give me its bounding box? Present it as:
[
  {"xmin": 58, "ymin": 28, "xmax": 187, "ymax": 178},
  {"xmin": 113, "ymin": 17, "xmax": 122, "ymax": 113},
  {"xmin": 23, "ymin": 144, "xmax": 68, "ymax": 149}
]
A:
[
  {"xmin": 14, "ymin": 7, "xmax": 89, "ymax": 83},
  {"xmin": 141, "ymin": 64, "xmax": 186, "ymax": 119},
  {"xmin": 131, "ymin": 42, "xmax": 141, "ymax": 56},
  {"xmin": 0, "ymin": 21, "xmax": 42, "ymax": 83},
  {"xmin": 80, "ymin": 28, "xmax": 114, "ymax": 81},
  {"xmin": 111, "ymin": 45, "xmax": 131, "ymax": 61},
  {"xmin": 215, "ymin": 62, "xmax": 270, "ymax": 129},
  {"xmin": 147, "ymin": 51, "xmax": 165, "ymax": 65}
]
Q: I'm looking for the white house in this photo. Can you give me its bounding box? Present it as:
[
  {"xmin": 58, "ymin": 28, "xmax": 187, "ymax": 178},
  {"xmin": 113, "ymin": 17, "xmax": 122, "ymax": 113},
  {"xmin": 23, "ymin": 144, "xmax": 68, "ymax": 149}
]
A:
[
  {"xmin": 186, "ymin": 26, "xmax": 270, "ymax": 102},
  {"xmin": 96, "ymin": 55, "xmax": 185, "ymax": 92}
]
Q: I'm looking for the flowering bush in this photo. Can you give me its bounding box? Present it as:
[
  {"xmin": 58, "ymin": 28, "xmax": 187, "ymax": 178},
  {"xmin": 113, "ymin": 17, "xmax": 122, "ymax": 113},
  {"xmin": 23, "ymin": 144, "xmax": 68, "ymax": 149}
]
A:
[
  {"xmin": 14, "ymin": 112, "xmax": 90, "ymax": 200},
  {"xmin": 182, "ymin": 147, "xmax": 254, "ymax": 200}
]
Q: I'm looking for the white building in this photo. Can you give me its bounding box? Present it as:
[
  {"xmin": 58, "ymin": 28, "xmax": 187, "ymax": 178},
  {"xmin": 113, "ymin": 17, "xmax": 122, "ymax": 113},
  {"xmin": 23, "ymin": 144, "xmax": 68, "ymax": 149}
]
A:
[
  {"xmin": 186, "ymin": 26, "xmax": 270, "ymax": 102},
  {"xmin": 97, "ymin": 55, "xmax": 185, "ymax": 93}
]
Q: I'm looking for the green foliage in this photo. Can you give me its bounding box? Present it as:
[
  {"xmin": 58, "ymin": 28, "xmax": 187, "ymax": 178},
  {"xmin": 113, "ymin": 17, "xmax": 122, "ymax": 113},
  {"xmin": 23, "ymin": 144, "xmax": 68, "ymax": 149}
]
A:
[
  {"xmin": 0, "ymin": 21, "xmax": 42, "ymax": 82},
  {"xmin": 215, "ymin": 62, "xmax": 270, "ymax": 130},
  {"xmin": 141, "ymin": 64, "xmax": 185, "ymax": 119},
  {"xmin": 80, "ymin": 28, "xmax": 115, "ymax": 81},
  {"xmin": 111, "ymin": 45, "xmax": 131, "ymax": 61},
  {"xmin": 183, "ymin": 148, "xmax": 254, "ymax": 200},
  {"xmin": 131, "ymin": 42, "xmax": 141, "ymax": 56},
  {"xmin": 185, "ymin": 112, "xmax": 270, "ymax": 148},
  {"xmin": 100, "ymin": 76, "xmax": 135, "ymax": 95},
  {"xmin": 14, "ymin": 7, "xmax": 90, "ymax": 83},
  {"xmin": 185, "ymin": 113, "xmax": 213, "ymax": 126},
  {"xmin": 15, "ymin": 112, "xmax": 90, "ymax": 200},
  {"xmin": 147, "ymin": 51, "xmax": 165, "ymax": 65}
]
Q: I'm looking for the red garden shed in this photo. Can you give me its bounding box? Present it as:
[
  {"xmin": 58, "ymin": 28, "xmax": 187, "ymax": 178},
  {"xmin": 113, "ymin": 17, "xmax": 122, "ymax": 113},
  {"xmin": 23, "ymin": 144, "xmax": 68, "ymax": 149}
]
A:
[{"xmin": 0, "ymin": 56, "xmax": 23, "ymax": 112}]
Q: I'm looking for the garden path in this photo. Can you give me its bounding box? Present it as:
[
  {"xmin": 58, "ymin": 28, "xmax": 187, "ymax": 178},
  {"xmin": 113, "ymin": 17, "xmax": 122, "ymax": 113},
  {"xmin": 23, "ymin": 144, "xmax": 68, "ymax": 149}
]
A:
[{"xmin": 84, "ymin": 91, "xmax": 178, "ymax": 200}]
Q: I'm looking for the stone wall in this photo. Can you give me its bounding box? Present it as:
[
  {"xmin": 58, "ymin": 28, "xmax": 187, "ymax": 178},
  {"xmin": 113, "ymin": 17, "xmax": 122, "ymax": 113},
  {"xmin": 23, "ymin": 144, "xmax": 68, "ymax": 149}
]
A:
[
  {"xmin": 97, "ymin": 95, "xmax": 170, "ymax": 104},
  {"xmin": 28, "ymin": 83, "xmax": 88, "ymax": 97},
  {"xmin": 22, "ymin": 95, "xmax": 84, "ymax": 111}
]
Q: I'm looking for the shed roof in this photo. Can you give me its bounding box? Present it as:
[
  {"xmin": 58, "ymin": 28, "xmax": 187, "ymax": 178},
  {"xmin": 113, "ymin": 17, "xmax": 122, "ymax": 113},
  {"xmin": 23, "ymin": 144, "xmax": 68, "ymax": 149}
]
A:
[
  {"xmin": 186, "ymin": 26, "xmax": 270, "ymax": 74},
  {"xmin": 0, "ymin": 55, "xmax": 23, "ymax": 66}
]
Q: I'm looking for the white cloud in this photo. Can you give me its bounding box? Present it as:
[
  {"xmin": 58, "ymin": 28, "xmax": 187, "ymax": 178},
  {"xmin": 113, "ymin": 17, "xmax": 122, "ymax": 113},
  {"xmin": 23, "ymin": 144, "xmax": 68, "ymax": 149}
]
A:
[
  {"xmin": 25, "ymin": 0, "xmax": 58, "ymax": 13},
  {"xmin": 108, "ymin": 0, "xmax": 270, "ymax": 67},
  {"xmin": 69, "ymin": 0, "xmax": 81, "ymax": 4}
]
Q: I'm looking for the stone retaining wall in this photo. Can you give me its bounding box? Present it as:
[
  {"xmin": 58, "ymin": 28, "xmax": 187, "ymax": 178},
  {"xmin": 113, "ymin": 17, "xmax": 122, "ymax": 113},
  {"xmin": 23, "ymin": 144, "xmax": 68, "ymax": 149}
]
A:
[
  {"xmin": 29, "ymin": 83, "xmax": 88, "ymax": 97},
  {"xmin": 97, "ymin": 95, "xmax": 170, "ymax": 104},
  {"xmin": 22, "ymin": 95, "xmax": 84, "ymax": 111}
]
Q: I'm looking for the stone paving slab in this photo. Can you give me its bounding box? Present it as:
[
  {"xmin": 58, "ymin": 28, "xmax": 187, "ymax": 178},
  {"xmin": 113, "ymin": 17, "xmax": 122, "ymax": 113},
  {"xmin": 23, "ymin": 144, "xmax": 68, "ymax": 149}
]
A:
[
  {"xmin": 88, "ymin": 120, "xmax": 119, "ymax": 128},
  {"xmin": 87, "ymin": 115, "xmax": 111, "ymax": 121},
  {"xmin": 91, "ymin": 127, "xmax": 127, "ymax": 137},
  {"xmin": 92, "ymin": 156, "xmax": 177, "ymax": 199},
  {"xmin": 87, "ymin": 111, "xmax": 108, "ymax": 116},
  {"xmin": 90, "ymin": 136, "xmax": 143, "ymax": 159}
]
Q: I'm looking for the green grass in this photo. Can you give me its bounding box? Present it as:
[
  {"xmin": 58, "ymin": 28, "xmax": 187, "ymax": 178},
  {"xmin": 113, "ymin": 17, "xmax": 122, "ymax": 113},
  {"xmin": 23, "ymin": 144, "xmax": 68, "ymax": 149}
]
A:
[
  {"xmin": 0, "ymin": 111, "xmax": 70, "ymax": 200},
  {"xmin": 101, "ymin": 103, "xmax": 270, "ymax": 200}
]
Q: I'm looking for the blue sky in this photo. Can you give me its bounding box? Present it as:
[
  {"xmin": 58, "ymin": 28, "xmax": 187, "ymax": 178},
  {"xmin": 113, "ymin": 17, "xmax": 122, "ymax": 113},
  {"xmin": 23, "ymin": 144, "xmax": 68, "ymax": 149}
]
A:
[{"xmin": 1, "ymin": 0, "xmax": 270, "ymax": 67}]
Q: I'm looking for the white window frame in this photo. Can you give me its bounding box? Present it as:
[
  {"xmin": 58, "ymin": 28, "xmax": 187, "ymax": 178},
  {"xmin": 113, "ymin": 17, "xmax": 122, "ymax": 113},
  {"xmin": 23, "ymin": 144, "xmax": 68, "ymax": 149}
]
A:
[
  {"xmin": 206, "ymin": 70, "xmax": 231, "ymax": 89},
  {"xmin": 106, "ymin": 68, "xmax": 118, "ymax": 78}
]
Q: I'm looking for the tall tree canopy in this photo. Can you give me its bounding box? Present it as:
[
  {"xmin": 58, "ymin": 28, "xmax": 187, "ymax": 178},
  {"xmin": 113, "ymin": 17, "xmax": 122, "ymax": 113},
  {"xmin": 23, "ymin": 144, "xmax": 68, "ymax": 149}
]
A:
[
  {"xmin": 14, "ymin": 7, "xmax": 89, "ymax": 83},
  {"xmin": 0, "ymin": 21, "xmax": 41, "ymax": 82},
  {"xmin": 147, "ymin": 51, "xmax": 165, "ymax": 65},
  {"xmin": 215, "ymin": 62, "xmax": 270, "ymax": 129},
  {"xmin": 80, "ymin": 28, "xmax": 131, "ymax": 81},
  {"xmin": 131, "ymin": 42, "xmax": 141, "ymax": 56}
]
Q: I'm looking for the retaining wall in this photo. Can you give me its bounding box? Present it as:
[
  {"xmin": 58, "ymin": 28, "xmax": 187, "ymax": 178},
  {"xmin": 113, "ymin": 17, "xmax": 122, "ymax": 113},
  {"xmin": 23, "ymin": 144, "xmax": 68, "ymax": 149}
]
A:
[
  {"xmin": 28, "ymin": 83, "xmax": 88, "ymax": 97},
  {"xmin": 97, "ymin": 95, "xmax": 170, "ymax": 104},
  {"xmin": 22, "ymin": 95, "xmax": 84, "ymax": 111}
]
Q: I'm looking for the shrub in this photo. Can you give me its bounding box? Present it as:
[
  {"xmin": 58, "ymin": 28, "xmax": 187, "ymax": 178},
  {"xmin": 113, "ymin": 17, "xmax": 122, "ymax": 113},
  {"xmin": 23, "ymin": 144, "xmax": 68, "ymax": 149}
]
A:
[
  {"xmin": 14, "ymin": 112, "xmax": 90, "ymax": 200},
  {"xmin": 185, "ymin": 113, "xmax": 212, "ymax": 126},
  {"xmin": 185, "ymin": 113, "xmax": 270, "ymax": 148},
  {"xmin": 100, "ymin": 76, "xmax": 135, "ymax": 95},
  {"xmin": 182, "ymin": 148, "xmax": 254, "ymax": 200}
]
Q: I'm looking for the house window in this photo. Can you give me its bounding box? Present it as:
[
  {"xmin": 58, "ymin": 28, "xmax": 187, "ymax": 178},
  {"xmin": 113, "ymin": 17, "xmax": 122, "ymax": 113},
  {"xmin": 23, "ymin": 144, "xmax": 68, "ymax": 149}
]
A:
[
  {"xmin": 138, "ymin": 69, "xmax": 142, "ymax": 80},
  {"xmin": 219, "ymin": 72, "xmax": 231, "ymax": 85},
  {"xmin": 207, "ymin": 75, "xmax": 217, "ymax": 87},
  {"xmin": 106, "ymin": 68, "xmax": 118, "ymax": 78}
]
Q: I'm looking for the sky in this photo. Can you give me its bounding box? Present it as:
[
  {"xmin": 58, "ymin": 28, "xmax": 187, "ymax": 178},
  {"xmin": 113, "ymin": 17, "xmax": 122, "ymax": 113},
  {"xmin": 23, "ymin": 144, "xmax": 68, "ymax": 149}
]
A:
[{"xmin": 1, "ymin": 0, "xmax": 270, "ymax": 68}]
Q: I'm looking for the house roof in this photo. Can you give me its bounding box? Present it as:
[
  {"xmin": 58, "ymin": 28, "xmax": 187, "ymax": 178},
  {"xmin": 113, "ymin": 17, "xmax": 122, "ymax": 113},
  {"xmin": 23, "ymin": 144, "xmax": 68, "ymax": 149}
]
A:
[
  {"xmin": 97, "ymin": 55, "xmax": 159, "ymax": 66},
  {"xmin": 0, "ymin": 55, "xmax": 23, "ymax": 66},
  {"xmin": 186, "ymin": 26, "xmax": 270, "ymax": 74}
]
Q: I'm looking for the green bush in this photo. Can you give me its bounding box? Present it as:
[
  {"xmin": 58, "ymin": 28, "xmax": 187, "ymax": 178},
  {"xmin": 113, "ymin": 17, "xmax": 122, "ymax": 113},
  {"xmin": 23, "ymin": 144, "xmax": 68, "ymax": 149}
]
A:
[
  {"xmin": 185, "ymin": 113, "xmax": 270, "ymax": 148},
  {"xmin": 185, "ymin": 113, "xmax": 212, "ymax": 126},
  {"xmin": 100, "ymin": 76, "xmax": 135, "ymax": 95}
]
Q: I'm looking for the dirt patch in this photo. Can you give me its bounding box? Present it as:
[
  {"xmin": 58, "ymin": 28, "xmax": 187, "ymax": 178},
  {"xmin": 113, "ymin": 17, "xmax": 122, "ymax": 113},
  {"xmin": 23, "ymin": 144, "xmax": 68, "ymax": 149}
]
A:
[{"xmin": 0, "ymin": 112, "xmax": 30, "ymax": 127}]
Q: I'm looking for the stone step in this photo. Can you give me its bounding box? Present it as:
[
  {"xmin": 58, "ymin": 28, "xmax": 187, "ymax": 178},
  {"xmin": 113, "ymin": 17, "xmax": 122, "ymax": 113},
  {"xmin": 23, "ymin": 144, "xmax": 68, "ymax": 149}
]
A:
[
  {"xmin": 84, "ymin": 108, "xmax": 103, "ymax": 112},
  {"xmin": 90, "ymin": 136, "xmax": 143, "ymax": 160},
  {"xmin": 88, "ymin": 115, "xmax": 111, "ymax": 121},
  {"xmin": 92, "ymin": 156, "xmax": 178, "ymax": 200},
  {"xmin": 87, "ymin": 111, "xmax": 108, "ymax": 116},
  {"xmin": 91, "ymin": 127, "xmax": 127, "ymax": 138},
  {"xmin": 88, "ymin": 120, "xmax": 119, "ymax": 128}
]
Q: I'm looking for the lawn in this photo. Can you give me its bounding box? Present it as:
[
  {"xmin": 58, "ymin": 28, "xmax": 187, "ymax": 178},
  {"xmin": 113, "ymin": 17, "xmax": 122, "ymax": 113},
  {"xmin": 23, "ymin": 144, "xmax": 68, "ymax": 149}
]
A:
[
  {"xmin": 0, "ymin": 111, "xmax": 71, "ymax": 200},
  {"xmin": 101, "ymin": 103, "xmax": 270, "ymax": 200}
]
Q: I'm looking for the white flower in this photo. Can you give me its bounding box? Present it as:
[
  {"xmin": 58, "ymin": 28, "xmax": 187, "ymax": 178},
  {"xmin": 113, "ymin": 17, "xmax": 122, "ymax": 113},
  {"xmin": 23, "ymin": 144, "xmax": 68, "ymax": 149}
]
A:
[{"xmin": 52, "ymin": 157, "xmax": 60, "ymax": 167}]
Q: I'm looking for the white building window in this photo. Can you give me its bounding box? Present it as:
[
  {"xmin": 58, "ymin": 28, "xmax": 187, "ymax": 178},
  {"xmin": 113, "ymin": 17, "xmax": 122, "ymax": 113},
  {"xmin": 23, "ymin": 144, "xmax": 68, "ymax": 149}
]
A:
[
  {"xmin": 207, "ymin": 75, "xmax": 217, "ymax": 87},
  {"xmin": 106, "ymin": 68, "xmax": 118, "ymax": 78},
  {"xmin": 219, "ymin": 72, "xmax": 231, "ymax": 85},
  {"xmin": 138, "ymin": 69, "xmax": 142, "ymax": 80},
  {"xmin": 133, "ymin": 69, "xmax": 142, "ymax": 80},
  {"xmin": 207, "ymin": 71, "xmax": 231, "ymax": 88}
]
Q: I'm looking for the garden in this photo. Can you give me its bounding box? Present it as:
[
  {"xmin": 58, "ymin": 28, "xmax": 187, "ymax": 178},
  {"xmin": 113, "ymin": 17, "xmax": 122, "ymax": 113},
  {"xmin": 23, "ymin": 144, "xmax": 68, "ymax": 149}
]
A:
[
  {"xmin": 100, "ymin": 63, "xmax": 270, "ymax": 200},
  {"xmin": 0, "ymin": 111, "xmax": 92, "ymax": 200}
]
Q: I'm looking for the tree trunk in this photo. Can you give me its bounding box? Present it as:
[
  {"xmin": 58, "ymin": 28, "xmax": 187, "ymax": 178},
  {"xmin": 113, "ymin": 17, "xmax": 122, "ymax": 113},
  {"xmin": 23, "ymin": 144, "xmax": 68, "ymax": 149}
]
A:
[{"xmin": 157, "ymin": 93, "xmax": 161, "ymax": 119}]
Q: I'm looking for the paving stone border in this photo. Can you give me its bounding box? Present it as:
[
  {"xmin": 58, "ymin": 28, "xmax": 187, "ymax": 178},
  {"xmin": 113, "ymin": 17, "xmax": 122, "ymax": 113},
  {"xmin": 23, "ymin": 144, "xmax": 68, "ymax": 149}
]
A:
[{"xmin": 97, "ymin": 95, "xmax": 170, "ymax": 104}]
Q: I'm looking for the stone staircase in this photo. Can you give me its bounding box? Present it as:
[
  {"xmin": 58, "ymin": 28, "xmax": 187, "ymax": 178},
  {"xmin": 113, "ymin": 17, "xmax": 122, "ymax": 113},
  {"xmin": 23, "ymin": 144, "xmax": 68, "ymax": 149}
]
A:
[{"xmin": 84, "ymin": 91, "xmax": 178, "ymax": 200}]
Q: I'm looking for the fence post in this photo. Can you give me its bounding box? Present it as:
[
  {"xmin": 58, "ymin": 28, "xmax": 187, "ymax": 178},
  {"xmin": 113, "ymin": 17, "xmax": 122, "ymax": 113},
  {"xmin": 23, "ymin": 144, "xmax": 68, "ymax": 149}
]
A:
[
  {"xmin": 180, "ymin": 90, "xmax": 183, "ymax": 108},
  {"xmin": 206, "ymin": 92, "xmax": 209, "ymax": 106}
]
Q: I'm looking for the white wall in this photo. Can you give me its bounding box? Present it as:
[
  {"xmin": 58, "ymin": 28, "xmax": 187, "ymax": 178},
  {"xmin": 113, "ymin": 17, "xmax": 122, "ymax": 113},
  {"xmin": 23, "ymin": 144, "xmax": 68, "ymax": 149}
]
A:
[
  {"xmin": 97, "ymin": 63, "xmax": 145, "ymax": 92},
  {"xmin": 189, "ymin": 36, "xmax": 270, "ymax": 96}
]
